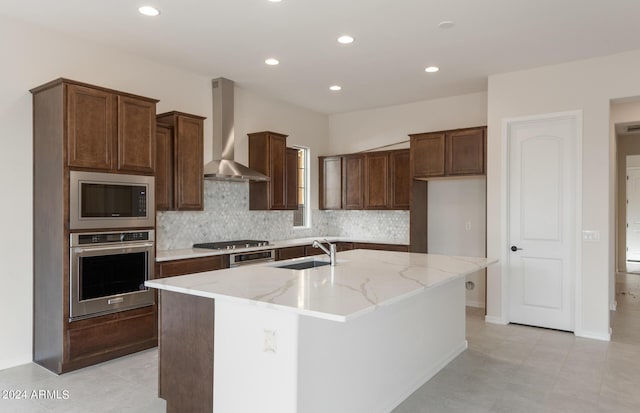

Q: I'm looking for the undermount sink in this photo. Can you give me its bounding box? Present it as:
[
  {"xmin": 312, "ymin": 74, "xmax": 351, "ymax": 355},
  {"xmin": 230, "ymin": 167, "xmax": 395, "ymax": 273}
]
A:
[{"xmin": 275, "ymin": 260, "xmax": 331, "ymax": 270}]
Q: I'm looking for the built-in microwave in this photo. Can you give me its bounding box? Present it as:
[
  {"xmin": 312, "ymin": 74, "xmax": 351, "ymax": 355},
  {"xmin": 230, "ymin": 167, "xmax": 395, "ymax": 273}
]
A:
[{"xmin": 69, "ymin": 171, "xmax": 155, "ymax": 230}]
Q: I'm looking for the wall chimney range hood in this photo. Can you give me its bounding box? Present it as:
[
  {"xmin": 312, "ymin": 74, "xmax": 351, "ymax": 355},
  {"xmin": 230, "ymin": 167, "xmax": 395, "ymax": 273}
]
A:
[{"xmin": 203, "ymin": 78, "xmax": 269, "ymax": 181}]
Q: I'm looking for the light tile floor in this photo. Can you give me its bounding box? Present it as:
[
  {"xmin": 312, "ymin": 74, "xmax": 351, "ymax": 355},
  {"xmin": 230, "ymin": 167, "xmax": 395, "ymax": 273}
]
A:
[
  {"xmin": 394, "ymin": 272, "xmax": 640, "ymax": 413},
  {"xmin": 1, "ymin": 274, "xmax": 639, "ymax": 412}
]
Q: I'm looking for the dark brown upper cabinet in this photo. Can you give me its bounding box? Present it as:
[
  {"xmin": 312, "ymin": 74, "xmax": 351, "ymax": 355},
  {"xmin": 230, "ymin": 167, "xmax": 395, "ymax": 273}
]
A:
[
  {"xmin": 364, "ymin": 152, "xmax": 390, "ymax": 209},
  {"xmin": 446, "ymin": 127, "xmax": 485, "ymax": 175},
  {"xmin": 343, "ymin": 154, "xmax": 365, "ymax": 209},
  {"xmin": 117, "ymin": 96, "xmax": 156, "ymax": 173},
  {"xmin": 409, "ymin": 132, "xmax": 445, "ymax": 178},
  {"xmin": 155, "ymin": 123, "xmax": 173, "ymax": 211},
  {"xmin": 156, "ymin": 112, "xmax": 206, "ymax": 211},
  {"xmin": 248, "ymin": 131, "xmax": 298, "ymax": 210},
  {"xmin": 319, "ymin": 156, "xmax": 342, "ymax": 210},
  {"xmin": 66, "ymin": 82, "xmax": 157, "ymax": 174},
  {"xmin": 389, "ymin": 149, "xmax": 411, "ymax": 209},
  {"xmin": 319, "ymin": 149, "xmax": 410, "ymax": 211},
  {"xmin": 410, "ymin": 127, "xmax": 486, "ymax": 179}
]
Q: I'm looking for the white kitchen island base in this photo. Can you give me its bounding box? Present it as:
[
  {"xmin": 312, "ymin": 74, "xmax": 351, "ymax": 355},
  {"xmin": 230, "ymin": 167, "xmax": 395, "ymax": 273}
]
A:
[
  {"xmin": 147, "ymin": 250, "xmax": 496, "ymax": 413},
  {"xmin": 214, "ymin": 277, "xmax": 466, "ymax": 413}
]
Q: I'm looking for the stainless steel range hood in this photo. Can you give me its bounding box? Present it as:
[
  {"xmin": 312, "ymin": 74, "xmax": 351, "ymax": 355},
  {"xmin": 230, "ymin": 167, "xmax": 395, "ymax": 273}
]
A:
[{"xmin": 203, "ymin": 78, "xmax": 269, "ymax": 181}]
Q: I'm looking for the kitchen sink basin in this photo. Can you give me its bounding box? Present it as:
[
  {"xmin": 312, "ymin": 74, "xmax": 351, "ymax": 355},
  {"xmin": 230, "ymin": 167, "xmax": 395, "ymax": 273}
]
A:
[{"xmin": 275, "ymin": 260, "xmax": 331, "ymax": 270}]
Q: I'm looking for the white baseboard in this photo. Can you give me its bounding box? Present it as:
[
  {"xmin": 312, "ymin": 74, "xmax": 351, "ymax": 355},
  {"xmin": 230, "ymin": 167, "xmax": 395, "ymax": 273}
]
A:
[
  {"xmin": 610, "ymin": 301, "xmax": 617, "ymax": 311},
  {"xmin": 465, "ymin": 300, "xmax": 485, "ymax": 308},
  {"xmin": 0, "ymin": 356, "xmax": 32, "ymax": 371},
  {"xmin": 575, "ymin": 329, "xmax": 611, "ymax": 341},
  {"xmin": 484, "ymin": 315, "xmax": 508, "ymax": 325}
]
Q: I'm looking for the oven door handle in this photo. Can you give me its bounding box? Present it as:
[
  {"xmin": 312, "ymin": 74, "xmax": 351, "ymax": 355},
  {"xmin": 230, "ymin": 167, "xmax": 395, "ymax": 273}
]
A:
[{"xmin": 74, "ymin": 243, "xmax": 154, "ymax": 254}]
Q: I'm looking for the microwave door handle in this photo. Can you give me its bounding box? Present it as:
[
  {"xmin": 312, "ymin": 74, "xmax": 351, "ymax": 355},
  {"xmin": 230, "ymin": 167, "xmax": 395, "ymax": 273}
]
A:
[{"xmin": 74, "ymin": 243, "xmax": 154, "ymax": 253}]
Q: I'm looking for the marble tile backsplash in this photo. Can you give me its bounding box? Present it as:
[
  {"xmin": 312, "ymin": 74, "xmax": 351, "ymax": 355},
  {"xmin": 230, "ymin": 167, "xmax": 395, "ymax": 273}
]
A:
[{"xmin": 156, "ymin": 180, "xmax": 409, "ymax": 250}]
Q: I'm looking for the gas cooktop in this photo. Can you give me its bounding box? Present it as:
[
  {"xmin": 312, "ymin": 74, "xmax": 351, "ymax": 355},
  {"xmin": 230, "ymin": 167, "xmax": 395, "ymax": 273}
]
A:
[{"xmin": 193, "ymin": 240, "xmax": 270, "ymax": 250}]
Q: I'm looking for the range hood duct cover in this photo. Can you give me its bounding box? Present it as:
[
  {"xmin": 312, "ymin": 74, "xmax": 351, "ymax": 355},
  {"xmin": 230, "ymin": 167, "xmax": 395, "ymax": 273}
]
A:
[{"xmin": 203, "ymin": 78, "xmax": 269, "ymax": 181}]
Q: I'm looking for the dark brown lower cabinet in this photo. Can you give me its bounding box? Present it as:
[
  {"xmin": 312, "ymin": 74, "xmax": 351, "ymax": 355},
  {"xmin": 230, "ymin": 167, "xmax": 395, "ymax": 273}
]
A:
[
  {"xmin": 159, "ymin": 290, "xmax": 214, "ymax": 413},
  {"xmin": 305, "ymin": 245, "xmax": 325, "ymax": 256},
  {"xmin": 156, "ymin": 255, "xmax": 229, "ymax": 278},
  {"xmin": 352, "ymin": 242, "xmax": 410, "ymax": 252},
  {"xmin": 276, "ymin": 246, "xmax": 306, "ymax": 261},
  {"xmin": 61, "ymin": 306, "xmax": 157, "ymax": 373}
]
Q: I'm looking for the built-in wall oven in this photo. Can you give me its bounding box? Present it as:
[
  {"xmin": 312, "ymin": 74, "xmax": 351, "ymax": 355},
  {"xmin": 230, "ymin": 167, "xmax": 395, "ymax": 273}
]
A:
[
  {"xmin": 70, "ymin": 230, "xmax": 155, "ymax": 320},
  {"xmin": 69, "ymin": 171, "xmax": 155, "ymax": 230}
]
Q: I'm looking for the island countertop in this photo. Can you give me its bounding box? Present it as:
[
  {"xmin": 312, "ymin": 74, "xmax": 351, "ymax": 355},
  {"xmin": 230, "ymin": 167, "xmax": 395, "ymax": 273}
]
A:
[{"xmin": 146, "ymin": 249, "xmax": 496, "ymax": 322}]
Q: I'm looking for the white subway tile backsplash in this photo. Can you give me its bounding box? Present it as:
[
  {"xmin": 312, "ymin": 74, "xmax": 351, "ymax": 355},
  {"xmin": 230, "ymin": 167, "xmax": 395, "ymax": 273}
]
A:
[{"xmin": 156, "ymin": 180, "xmax": 409, "ymax": 250}]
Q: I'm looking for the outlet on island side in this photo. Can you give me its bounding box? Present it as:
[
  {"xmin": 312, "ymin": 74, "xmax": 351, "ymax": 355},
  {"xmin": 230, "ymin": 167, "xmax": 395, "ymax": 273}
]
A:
[
  {"xmin": 263, "ymin": 329, "xmax": 277, "ymax": 354},
  {"xmin": 465, "ymin": 221, "xmax": 472, "ymax": 231}
]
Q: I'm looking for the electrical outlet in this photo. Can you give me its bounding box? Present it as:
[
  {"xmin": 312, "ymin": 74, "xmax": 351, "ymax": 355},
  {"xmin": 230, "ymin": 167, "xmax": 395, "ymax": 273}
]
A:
[
  {"xmin": 465, "ymin": 221, "xmax": 472, "ymax": 231},
  {"xmin": 582, "ymin": 230, "xmax": 600, "ymax": 242},
  {"xmin": 263, "ymin": 329, "xmax": 277, "ymax": 353}
]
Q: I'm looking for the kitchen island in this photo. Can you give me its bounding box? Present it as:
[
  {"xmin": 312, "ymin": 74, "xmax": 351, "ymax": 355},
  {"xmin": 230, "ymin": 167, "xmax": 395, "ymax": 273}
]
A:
[{"xmin": 146, "ymin": 249, "xmax": 496, "ymax": 413}]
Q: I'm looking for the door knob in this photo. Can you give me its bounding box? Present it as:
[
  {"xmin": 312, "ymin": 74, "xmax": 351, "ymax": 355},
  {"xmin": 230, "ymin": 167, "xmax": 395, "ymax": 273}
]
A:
[{"xmin": 510, "ymin": 245, "xmax": 523, "ymax": 252}]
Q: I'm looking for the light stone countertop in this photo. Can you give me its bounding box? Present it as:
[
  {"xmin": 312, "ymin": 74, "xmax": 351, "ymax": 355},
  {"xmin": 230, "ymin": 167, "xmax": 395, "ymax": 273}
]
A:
[
  {"xmin": 155, "ymin": 236, "xmax": 409, "ymax": 262},
  {"xmin": 146, "ymin": 249, "xmax": 497, "ymax": 322}
]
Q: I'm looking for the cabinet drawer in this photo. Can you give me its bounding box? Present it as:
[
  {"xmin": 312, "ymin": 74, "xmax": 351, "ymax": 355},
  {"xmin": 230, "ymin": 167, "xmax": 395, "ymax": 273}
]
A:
[
  {"xmin": 158, "ymin": 255, "xmax": 230, "ymax": 278},
  {"xmin": 304, "ymin": 246, "xmax": 325, "ymax": 256},
  {"xmin": 277, "ymin": 246, "xmax": 306, "ymax": 261},
  {"xmin": 353, "ymin": 243, "xmax": 409, "ymax": 252},
  {"xmin": 67, "ymin": 308, "xmax": 156, "ymax": 360}
]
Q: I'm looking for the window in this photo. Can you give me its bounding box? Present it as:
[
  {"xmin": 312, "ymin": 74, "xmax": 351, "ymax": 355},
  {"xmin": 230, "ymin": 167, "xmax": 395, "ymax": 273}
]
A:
[{"xmin": 293, "ymin": 147, "xmax": 309, "ymax": 227}]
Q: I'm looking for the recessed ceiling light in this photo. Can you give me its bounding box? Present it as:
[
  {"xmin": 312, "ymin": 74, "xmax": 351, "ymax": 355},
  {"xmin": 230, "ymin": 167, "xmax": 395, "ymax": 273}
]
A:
[
  {"xmin": 438, "ymin": 20, "xmax": 454, "ymax": 29},
  {"xmin": 329, "ymin": 85, "xmax": 342, "ymax": 91},
  {"xmin": 265, "ymin": 58, "xmax": 280, "ymax": 66},
  {"xmin": 425, "ymin": 66, "xmax": 440, "ymax": 73},
  {"xmin": 337, "ymin": 35, "xmax": 355, "ymax": 44},
  {"xmin": 138, "ymin": 6, "xmax": 160, "ymax": 16}
]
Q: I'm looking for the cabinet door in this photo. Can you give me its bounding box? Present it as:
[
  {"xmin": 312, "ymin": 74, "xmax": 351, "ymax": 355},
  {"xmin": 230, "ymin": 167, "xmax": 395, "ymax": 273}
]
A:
[
  {"xmin": 276, "ymin": 246, "xmax": 306, "ymax": 261},
  {"xmin": 304, "ymin": 245, "xmax": 325, "ymax": 256},
  {"xmin": 446, "ymin": 128, "xmax": 485, "ymax": 175},
  {"xmin": 343, "ymin": 154, "xmax": 364, "ymax": 209},
  {"xmin": 389, "ymin": 150, "xmax": 411, "ymax": 209},
  {"xmin": 66, "ymin": 84, "xmax": 114, "ymax": 170},
  {"xmin": 117, "ymin": 96, "xmax": 156, "ymax": 173},
  {"xmin": 364, "ymin": 152, "xmax": 389, "ymax": 209},
  {"xmin": 285, "ymin": 147, "xmax": 299, "ymax": 210},
  {"xmin": 269, "ymin": 135, "xmax": 287, "ymax": 209},
  {"xmin": 174, "ymin": 115, "xmax": 203, "ymax": 210},
  {"xmin": 158, "ymin": 255, "xmax": 229, "ymax": 278},
  {"xmin": 155, "ymin": 124, "xmax": 173, "ymax": 211},
  {"xmin": 319, "ymin": 156, "xmax": 342, "ymax": 210},
  {"xmin": 410, "ymin": 132, "xmax": 445, "ymax": 177}
]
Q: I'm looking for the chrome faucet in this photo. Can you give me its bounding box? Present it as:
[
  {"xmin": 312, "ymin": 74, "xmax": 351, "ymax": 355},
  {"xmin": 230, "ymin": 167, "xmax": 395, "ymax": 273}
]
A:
[{"xmin": 312, "ymin": 239, "xmax": 337, "ymax": 266}]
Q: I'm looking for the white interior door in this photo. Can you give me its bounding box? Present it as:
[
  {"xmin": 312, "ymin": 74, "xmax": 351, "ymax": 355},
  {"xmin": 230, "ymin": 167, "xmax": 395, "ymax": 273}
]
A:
[
  {"xmin": 507, "ymin": 114, "xmax": 576, "ymax": 331},
  {"xmin": 627, "ymin": 167, "xmax": 640, "ymax": 262}
]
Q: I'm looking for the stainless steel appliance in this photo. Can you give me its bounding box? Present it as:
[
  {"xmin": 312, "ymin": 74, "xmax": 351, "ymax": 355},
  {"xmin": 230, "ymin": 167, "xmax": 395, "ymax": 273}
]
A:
[
  {"xmin": 69, "ymin": 171, "xmax": 155, "ymax": 230},
  {"xmin": 193, "ymin": 240, "xmax": 274, "ymax": 267},
  {"xmin": 229, "ymin": 250, "xmax": 275, "ymax": 267},
  {"xmin": 70, "ymin": 230, "xmax": 155, "ymax": 320}
]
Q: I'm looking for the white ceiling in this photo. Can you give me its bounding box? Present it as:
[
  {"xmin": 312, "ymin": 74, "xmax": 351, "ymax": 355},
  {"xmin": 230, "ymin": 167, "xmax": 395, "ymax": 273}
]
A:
[{"xmin": 3, "ymin": 0, "xmax": 640, "ymax": 114}]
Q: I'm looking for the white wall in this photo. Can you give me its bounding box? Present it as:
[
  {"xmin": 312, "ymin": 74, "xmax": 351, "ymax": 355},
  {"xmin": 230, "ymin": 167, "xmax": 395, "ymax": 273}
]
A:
[
  {"xmin": 0, "ymin": 15, "xmax": 328, "ymax": 370},
  {"xmin": 328, "ymin": 92, "xmax": 487, "ymax": 154},
  {"xmin": 428, "ymin": 179, "xmax": 487, "ymax": 307},
  {"xmin": 487, "ymin": 49, "xmax": 640, "ymax": 340},
  {"xmin": 327, "ymin": 93, "xmax": 488, "ymax": 307}
]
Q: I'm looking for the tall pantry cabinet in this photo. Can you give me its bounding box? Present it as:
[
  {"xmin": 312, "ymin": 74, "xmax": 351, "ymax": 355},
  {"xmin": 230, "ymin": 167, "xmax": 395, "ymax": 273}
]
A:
[{"xmin": 31, "ymin": 78, "xmax": 159, "ymax": 374}]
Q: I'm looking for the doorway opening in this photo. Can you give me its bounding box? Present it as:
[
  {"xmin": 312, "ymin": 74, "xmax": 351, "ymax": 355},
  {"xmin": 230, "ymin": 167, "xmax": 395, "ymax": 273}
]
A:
[{"xmin": 612, "ymin": 99, "xmax": 640, "ymax": 341}]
